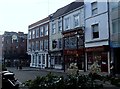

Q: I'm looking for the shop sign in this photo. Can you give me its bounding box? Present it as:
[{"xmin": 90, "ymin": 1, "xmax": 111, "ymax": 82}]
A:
[
  {"xmin": 85, "ymin": 46, "xmax": 108, "ymax": 52},
  {"xmin": 64, "ymin": 49, "xmax": 83, "ymax": 55}
]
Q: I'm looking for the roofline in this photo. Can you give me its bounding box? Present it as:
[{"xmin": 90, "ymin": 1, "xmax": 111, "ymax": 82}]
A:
[{"xmin": 51, "ymin": 5, "xmax": 84, "ymax": 20}]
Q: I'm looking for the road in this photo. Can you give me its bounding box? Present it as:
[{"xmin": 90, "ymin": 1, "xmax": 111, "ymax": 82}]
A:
[{"xmin": 7, "ymin": 67, "xmax": 66, "ymax": 83}]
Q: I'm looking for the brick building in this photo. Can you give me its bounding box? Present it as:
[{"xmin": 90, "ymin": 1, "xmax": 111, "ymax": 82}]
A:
[
  {"xmin": 27, "ymin": 17, "xmax": 49, "ymax": 68},
  {"xmin": 2, "ymin": 31, "xmax": 30, "ymax": 67}
]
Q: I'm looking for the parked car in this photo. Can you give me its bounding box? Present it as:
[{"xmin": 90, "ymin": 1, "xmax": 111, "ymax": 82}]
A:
[{"xmin": 2, "ymin": 71, "xmax": 19, "ymax": 89}]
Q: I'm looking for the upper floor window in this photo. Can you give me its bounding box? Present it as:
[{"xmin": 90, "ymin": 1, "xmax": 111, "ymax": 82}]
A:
[
  {"xmin": 32, "ymin": 30, "xmax": 35, "ymax": 39},
  {"xmin": 36, "ymin": 41, "xmax": 39, "ymax": 50},
  {"xmin": 92, "ymin": 24, "xmax": 99, "ymax": 39},
  {"xmin": 40, "ymin": 40, "xmax": 43, "ymax": 51},
  {"xmin": 40, "ymin": 26, "xmax": 44, "ymax": 37},
  {"xmin": 52, "ymin": 23, "xmax": 56, "ymax": 34},
  {"xmin": 58, "ymin": 38, "xmax": 62, "ymax": 49},
  {"xmin": 74, "ymin": 14, "xmax": 80, "ymax": 27},
  {"xmin": 44, "ymin": 39, "xmax": 48, "ymax": 50},
  {"xmin": 44, "ymin": 25, "xmax": 48, "ymax": 36},
  {"xmin": 65, "ymin": 17, "xmax": 70, "ymax": 30},
  {"xmin": 91, "ymin": 2, "xmax": 98, "ymax": 15},
  {"xmin": 32, "ymin": 42, "xmax": 35, "ymax": 51},
  {"xmin": 58, "ymin": 20, "xmax": 62, "ymax": 32},
  {"xmin": 36, "ymin": 28, "xmax": 39, "ymax": 38},
  {"xmin": 52, "ymin": 40, "xmax": 57, "ymax": 49},
  {"xmin": 28, "ymin": 31, "xmax": 31, "ymax": 39},
  {"xmin": 112, "ymin": 19, "xmax": 120, "ymax": 34}
]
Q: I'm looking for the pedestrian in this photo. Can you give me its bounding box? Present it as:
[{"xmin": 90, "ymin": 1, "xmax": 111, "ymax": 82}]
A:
[
  {"xmin": 110, "ymin": 61, "xmax": 115, "ymax": 76},
  {"xmin": 19, "ymin": 64, "xmax": 22, "ymax": 70}
]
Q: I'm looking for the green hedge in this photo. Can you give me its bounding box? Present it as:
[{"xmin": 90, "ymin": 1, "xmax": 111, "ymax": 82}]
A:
[{"xmin": 24, "ymin": 72, "xmax": 104, "ymax": 89}]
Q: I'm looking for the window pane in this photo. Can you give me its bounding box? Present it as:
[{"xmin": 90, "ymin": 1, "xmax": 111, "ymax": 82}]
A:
[
  {"xmin": 92, "ymin": 24, "xmax": 99, "ymax": 38},
  {"xmin": 52, "ymin": 23, "xmax": 56, "ymax": 34},
  {"xmin": 36, "ymin": 28, "xmax": 39, "ymax": 38},
  {"xmin": 44, "ymin": 25, "xmax": 48, "ymax": 35},
  {"xmin": 40, "ymin": 27, "xmax": 44, "ymax": 37},
  {"xmin": 52, "ymin": 40, "xmax": 57, "ymax": 49},
  {"xmin": 65, "ymin": 18, "xmax": 70, "ymax": 30},
  {"xmin": 32, "ymin": 30, "xmax": 35, "ymax": 39},
  {"xmin": 40, "ymin": 40, "xmax": 43, "ymax": 50},
  {"xmin": 58, "ymin": 21, "xmax": 62, "ymax": 32},
  {"xmin": 65, "ymin": 38, "xmax": 69, "ymax": 49},
  {"xmin": 91, "ymin": 2, "xmax": 97, "ymax": 15},
  {"xmin": 74, "ymin": 14, "xmax": 79, "ymax": 27},
  {"xmin": 58, "ymin": 38, "xmax": 62, "ymax": 49},
  {"xmin": 44, "ymin": 39, "xmax": 48, "ymax": 50}
]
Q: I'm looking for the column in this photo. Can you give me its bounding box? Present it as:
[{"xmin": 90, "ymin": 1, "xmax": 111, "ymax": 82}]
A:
[
  {"xmin": 30, "ymin": 54, "xmax": 33, "ymax": 67},
  {"xmin": 37, "ymin": 54, "xmax": 39, "ymax": 67},
  {"xmin": 41, "ymin": 54, "xmax": 43, "ymax": 68},
  {"xmin": 45, "ymin": 53, "xmax": 47, "ymax": 68},
  {"xmin": 85, "ymin": 52, "xmax": 87, "ymax": 71}
]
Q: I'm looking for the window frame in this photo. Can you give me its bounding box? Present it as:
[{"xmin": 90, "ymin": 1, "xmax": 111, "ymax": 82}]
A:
[
  {"xmin": 92, "ymin": 24, "xmax": 99, "ymax": 39},
  {"xmin": 36, "ymin": 27, "xmax": 39, "ymax": 38},
  {"xmin": 40, "ymin": 40, "xmax": 43, "ymax": 51},
  {"xmin": 40, "ymin": 26, "xmax": 44, "ymax": 37},
  {"xmin": 52, "ymin": 23, "xmax": 56, "ymax": 34},
  {"xmin": 58, "ymin": 20, "xmax": 62, "ymax": 32},
  {"xmin": 74, "ymin": 13, "xmax": 80, "ymax": 27},
  {"xmin": 44, "ymin": 25, "xmax": 48, "ymax": 36},
  {"xmin": 65, "ymin": 17, "xmax": 70, "ymax": 30},
  {"xmin": 91, "ymin": 2, "xmax": 98, "ymax": 16}
]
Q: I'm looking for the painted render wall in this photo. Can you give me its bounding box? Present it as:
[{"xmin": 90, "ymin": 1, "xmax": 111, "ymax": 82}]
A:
[{"xmin": 84, "ymin": 0, "xmax": 109, "ymax": 47}]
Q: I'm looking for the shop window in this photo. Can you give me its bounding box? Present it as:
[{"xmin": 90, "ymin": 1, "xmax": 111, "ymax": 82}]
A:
[
  {"xmin": 55, "ymin": 56, "xmax": 62, "ymax": 65},
  {"xmin": 65, "ymin": 38, "xmax": 69, "ymax": 49}
]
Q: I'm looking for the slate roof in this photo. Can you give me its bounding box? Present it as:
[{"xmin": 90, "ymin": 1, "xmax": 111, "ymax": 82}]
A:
[{"xmin": 52, "ymin": 1, "xmax": 84, "ymax": 19}]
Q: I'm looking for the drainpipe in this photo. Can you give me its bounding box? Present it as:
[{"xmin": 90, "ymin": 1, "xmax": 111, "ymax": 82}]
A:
[{"xmin": 107, "ymin": 0, "xmax": 111, "ymax": 74}]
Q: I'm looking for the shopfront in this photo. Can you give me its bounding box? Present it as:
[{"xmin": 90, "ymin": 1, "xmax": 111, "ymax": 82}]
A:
[
  {"xmin": 86, "ymin": 46, "xmax": 109, "ymax": 72},
  {"xmin": 62, "ymin": 28, "xmax": 84, "ymax": 71},
  {"xmin": 49, "ymin": 50, "xmax": 63, "ymax": 69},
  {"xmin": 63, "ymin": 49, "xmax": 84, "ymax": 70}
]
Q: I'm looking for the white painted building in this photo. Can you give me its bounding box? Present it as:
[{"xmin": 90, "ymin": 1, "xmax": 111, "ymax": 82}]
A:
[{"xmin": 84, "ymin": 0, "xmax": 110, "ymax": 73}]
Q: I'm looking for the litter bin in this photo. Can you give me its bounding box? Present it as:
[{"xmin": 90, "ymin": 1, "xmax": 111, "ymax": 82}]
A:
[{"xmin": 2, "ymin": 71, "xmax": 19, "ymax": 89}]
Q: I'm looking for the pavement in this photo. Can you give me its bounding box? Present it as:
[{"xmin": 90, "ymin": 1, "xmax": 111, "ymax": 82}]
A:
[{"xmin": 6, "ymin": 67, "xmax": 120, "ymax": 89}]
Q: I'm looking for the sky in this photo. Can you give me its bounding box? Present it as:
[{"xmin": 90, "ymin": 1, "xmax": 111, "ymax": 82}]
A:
[{"xmin": 0, "ymin": 0, "xmax": 75, "ymax": 35}]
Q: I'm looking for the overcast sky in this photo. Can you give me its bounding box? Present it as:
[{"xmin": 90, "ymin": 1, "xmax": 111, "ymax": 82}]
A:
[{"xmin": 0, "ymin": 0, "xmax": 75, "ymax": 34}]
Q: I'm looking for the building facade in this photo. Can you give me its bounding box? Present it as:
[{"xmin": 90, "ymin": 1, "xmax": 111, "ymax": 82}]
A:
[
  {"xmin": 49, "ymin": 1, "xmax": 84, "ymax": 70},
  {"xmin": 84, "ymin": 0, "xmax": 110, "ymax": 73},
  {"xmin": 27, "ymin": 17, "xmax": 49, "ymax": 68},
  {"xmin": 62, "ymin": 2, "xmax": 84, "ymax": 71},
  {"xmin": 0, "ymin": 35, "xmax": 2, "ymax": 69},
  {"xmin": 109, "ymin": 1, "xmax": 120, "ymax": 74},
  {"xmin": 2, "ymin": 31, "xmax": 30, "ymax": 67}
]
